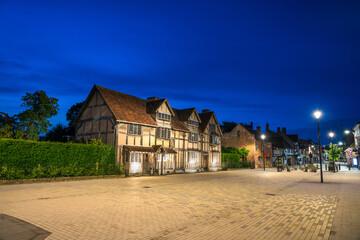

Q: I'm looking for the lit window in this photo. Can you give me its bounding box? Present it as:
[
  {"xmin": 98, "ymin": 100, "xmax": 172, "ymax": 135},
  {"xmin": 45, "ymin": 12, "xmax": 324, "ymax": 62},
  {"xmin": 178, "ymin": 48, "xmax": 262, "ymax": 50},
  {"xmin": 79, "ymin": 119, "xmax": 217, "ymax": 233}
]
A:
[
  {"xmin": 189, "ymin": 132, "xmax": 199, "ymax": 142},
  {"xmin": 189, "ymin": 151, "xmax": 198, "ymax": 164},
  {"xmin": 128, "ymin": 124, "xmax": 142, "ymax": 135},
  {"xmin": 256, "ymin": 145, "xmax": 258, "ymax": 151},
  {"xmin": 130, "ymin": 152, "xmax": 141, "ymax": 162},
  {"xmin": 210, "ymin": 135, "xmax": 219, "ymax": 144}
]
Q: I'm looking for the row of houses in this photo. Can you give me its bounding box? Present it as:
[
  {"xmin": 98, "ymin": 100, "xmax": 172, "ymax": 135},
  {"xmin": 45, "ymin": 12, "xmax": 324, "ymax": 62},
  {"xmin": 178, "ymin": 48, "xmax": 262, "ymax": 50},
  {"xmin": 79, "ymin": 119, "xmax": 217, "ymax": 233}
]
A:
[
  {"xmin": 75, "ymin": 85, "xmax": 327, "ymax": 176},
  {"xmin": 75, "ymin": 85, "xmax": 222, "ymax": 176},
  {"xmin": 221, "ymin": 122, "xmax": 320, "ymax": 168}
]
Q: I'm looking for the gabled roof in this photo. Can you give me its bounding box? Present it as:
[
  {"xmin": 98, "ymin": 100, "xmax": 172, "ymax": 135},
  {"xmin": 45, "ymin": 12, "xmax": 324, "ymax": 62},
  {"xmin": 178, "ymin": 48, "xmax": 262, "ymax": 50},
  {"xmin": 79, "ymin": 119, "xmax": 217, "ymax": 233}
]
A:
[
  {"xmin": 199, "ymin": 111, "xmax": 222, "ymax": 135},
  {"xmin": 174, "ymin": 108, "xmax": 201, "ymax": 123},
  {"xmin": 146, "ymin": 98, "xmax": 175, "ymax": 116},
  {"xmin": 266, "ymin": 130, "xmax": 294, "ymax": 149},
  {"xmin": 96, "ymin": 85, "xmax": 157, "ymax": 126},
  {"xmin": 78, "ymin": 85, "xmax": 189, "ymax": 131},
  {"xmin": 171, "ymin": 110, "xmax": 189, "ymax": 131}
]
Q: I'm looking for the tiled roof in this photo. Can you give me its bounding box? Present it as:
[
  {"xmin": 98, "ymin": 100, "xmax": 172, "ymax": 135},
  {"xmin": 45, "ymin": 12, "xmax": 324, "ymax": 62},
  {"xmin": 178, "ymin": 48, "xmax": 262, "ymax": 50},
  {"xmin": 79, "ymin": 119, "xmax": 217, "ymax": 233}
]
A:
[
  {"xmin": 124, "ymin": 145, "xmax": 177, "ymax": 153},
  {"xmin": 266, "ymin": 130, "xmax": 293, "ymax": 149},
  {"xmin": 96, "ymin": 85, "xmax": 157, "ymax": 126},
  {"xmin": 146, "ymin": 99, "xmax": 166, "ymax": 114},
  {"xmin": 171, "ymin": 110, "xmax": 189, "ymax": 131},
  {"xmin": 95, "ymin": 85, "xmax": 188, "ymax": 131},
  {"xmin": 199, "ymin": 111, "xmax": 213, "ymax": 133},
  {"xmin": 174, "ymin": 108, "xmax": 196, "ymax": 122}
]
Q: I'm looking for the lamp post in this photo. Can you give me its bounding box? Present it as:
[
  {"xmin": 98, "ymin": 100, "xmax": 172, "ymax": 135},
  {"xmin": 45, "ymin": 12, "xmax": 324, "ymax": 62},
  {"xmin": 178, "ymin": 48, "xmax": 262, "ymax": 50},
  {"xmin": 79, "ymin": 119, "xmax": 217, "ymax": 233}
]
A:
[
  {"xmin": 344, "ymin": 130, "xmax": 354, "ymax": 170},
  {"xmin": 261, "ymin": 134, "xmax": 266, "ymax": 171},
  {"xmin": 329, "ymin": 132, "xmax": 335, "ymax": 173},
  {"xmin": 314, "ymin": 110, "xmax": 323, "ymax": 183}
]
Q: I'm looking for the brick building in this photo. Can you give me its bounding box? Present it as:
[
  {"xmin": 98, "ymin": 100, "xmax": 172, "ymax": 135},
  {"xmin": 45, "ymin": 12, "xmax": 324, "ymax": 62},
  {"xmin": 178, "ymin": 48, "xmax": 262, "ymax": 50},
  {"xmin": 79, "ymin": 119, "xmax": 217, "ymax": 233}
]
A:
[{"xmin": 221, "ymin": 122, "xmax": 272, "ymax": 168}]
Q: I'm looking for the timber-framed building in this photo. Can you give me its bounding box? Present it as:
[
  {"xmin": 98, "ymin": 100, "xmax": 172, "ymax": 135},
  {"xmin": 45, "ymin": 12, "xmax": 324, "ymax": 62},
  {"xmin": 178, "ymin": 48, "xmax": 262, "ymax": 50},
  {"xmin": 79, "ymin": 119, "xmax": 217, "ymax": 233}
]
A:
[{"xmin": 75, "ymin": 85, "xmax": 222, "ymax": 176}]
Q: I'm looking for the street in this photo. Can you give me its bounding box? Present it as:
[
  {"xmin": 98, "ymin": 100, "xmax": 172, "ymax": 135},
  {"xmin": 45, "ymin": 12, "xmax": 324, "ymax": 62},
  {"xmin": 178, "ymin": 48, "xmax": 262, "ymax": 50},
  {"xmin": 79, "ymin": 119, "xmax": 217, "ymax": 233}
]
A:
[{"xmin": 0, "ymin": 169, "xmax": 359, "ymax": 240}]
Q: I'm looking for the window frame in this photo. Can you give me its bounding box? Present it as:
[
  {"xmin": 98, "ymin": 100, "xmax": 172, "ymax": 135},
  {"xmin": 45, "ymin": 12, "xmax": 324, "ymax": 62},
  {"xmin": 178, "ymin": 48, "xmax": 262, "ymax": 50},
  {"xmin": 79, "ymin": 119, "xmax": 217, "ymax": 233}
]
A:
[
  {"xmin": 189, "ymin": 132, "xmax": 199, "ymax": 142},
  {"xmin": 128, "ymin": 124, "xmax": 142, "ymax": 136},
  {"xmin": 157, "ymin": 112, "xmax": 171, "ymax": 121},
  {"xmin": 157, "ymin": 127, "xmax": 171, "ymax": 139}
]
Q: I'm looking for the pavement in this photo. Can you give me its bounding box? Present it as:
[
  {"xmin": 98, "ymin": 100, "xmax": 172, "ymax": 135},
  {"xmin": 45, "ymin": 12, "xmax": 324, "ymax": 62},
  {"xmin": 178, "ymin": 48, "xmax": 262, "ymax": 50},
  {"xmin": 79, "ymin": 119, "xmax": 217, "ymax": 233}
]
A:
[{"xmin": 0, "ymin": 168, "xmax": 359, "ymax": 240}]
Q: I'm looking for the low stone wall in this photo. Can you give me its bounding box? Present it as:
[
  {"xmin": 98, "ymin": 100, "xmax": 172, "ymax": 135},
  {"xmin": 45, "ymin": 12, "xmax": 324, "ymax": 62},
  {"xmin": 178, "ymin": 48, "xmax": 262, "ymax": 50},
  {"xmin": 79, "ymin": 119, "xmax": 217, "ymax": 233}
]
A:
[{"xmin": 0, "ymin": 174, "xmax": 125, "ymax": 185}]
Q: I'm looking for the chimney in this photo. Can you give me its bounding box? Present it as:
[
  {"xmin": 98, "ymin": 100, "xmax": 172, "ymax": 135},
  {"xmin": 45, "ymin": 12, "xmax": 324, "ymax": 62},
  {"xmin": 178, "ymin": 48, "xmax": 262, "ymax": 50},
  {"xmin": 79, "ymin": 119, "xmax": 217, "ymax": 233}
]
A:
[
  {"xmin": 256, "ymin": 126, "xmax": 261, "ymax": 135},
  {"xmin": 202, "ymin": 109, "xmax": 210, "ymax": 113},
  {"xmin": 266, "ymin": 123, "xmax": 269, "ymax": 132},
  {"xmin": 250, "ymin": 122, "xmax": 253, "ymax": 129},
  {"xmin": 147, "ymin": 97, "xmax": 160, "ymax": 101},
  {"xmin": 282, "ymin": 127, "xmax": 286, "ymax": 134},
  {"xmin": 277, "ymin": 127, "xmax": 280, "ymax": 133}
]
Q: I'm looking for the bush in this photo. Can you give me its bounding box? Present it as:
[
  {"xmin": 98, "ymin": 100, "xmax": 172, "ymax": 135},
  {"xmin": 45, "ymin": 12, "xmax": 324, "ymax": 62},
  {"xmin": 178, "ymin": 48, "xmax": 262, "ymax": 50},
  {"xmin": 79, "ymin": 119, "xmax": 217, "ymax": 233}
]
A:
[
  {"xmin": 221, "ymin": 153, "xmax": 250, "ymax": 168},
  {"xmin": 0, "ymin": 139, "xmax": 123, "ymax": 180}
]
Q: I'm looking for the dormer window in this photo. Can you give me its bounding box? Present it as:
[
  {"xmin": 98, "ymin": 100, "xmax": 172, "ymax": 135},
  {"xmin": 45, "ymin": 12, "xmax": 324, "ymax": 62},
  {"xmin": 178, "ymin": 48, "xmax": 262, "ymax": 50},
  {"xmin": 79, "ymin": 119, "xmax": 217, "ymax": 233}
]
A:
[
  {"xmin": 128, "ymin": 124, "xmax": 141, "ymax": 135},
  {"xmin": 189, "ymin": 120, "xmax": 199, "ymax": 126},
  {"xmin": 157, "ymin": 112, "xmax": 171, "ymax": 121}
]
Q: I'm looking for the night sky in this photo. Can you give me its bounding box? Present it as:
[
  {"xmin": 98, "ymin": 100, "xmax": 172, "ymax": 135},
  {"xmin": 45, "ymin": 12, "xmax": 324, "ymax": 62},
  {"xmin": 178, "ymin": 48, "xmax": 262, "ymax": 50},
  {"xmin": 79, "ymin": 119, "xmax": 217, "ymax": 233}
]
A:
[{"xmin": 1, "ymin": 0, "xmax": 359, "ymax": 143}]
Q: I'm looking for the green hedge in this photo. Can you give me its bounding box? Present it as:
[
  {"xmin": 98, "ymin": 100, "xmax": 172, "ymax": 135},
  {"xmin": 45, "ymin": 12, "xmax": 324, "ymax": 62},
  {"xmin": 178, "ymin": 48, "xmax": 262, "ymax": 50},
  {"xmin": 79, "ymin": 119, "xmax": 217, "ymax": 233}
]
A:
[
  {"xmin": 221, "ymin": 153, "xmax": 250, "ymax": 169},
  {"xmin": 0, "ymin": 139, "xmax": 122, "ymax": 180}
]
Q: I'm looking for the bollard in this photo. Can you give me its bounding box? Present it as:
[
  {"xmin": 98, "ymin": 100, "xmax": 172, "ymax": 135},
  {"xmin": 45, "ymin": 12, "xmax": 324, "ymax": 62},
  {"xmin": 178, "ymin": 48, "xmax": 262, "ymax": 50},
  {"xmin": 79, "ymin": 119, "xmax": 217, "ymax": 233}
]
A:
[
  {"xmin": 325, "ymin": 164, "xmax": 327, "ymax": 171},
  {"xmin": 339, "ymin": 164, "xmax": 341, "ymax": 170}
]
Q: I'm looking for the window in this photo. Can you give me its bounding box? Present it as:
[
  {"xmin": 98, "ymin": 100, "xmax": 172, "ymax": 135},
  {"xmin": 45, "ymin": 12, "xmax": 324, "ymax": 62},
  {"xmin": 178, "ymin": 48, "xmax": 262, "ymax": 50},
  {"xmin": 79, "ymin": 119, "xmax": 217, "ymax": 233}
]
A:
[
  {"xmin": 209, "ymin": 124, "xmax": 216, "ymax": 132},
  {"xmin": 157, "ymin": 127, "xmax": 171, "ymax": 139},
  {"xmin": 210, "ymin": 135, "xmax": 219, "ymax": 144},
  {"xmin": 189, "ymin": 119, "xmax": 199, "ymax": 126},
  {"xmin": 128, "ymin": 124, "xmax": 141, "ymax": 135},
  {"xmin": 157, "ymin": 112, "xmax": 171, "ymax": 121},
  {"xmin": 189, "ymin": 132, "xmax": 199, "ymax": 142},
  {"xmin": 130, "ymin": 152, "xmax": 141, "ymax": 162},
  {"xmin": 256, "ymin": 145, "xmax": 259, "ymax": 151},
  {"xmin": 189, "ymin": 151, "xmax": 198, "ymax": 164},
  {"xmin": 237, "ymin": 130, "xmax": 240, "ymax": 137}
]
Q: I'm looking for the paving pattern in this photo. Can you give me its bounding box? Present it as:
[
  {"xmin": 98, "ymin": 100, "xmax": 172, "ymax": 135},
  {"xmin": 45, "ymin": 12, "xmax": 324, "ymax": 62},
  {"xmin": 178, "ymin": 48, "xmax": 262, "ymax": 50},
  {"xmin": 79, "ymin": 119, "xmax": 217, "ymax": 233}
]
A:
[{"xmin": 0, "ymin": 168, "xmax": 359, "ymax": 240}]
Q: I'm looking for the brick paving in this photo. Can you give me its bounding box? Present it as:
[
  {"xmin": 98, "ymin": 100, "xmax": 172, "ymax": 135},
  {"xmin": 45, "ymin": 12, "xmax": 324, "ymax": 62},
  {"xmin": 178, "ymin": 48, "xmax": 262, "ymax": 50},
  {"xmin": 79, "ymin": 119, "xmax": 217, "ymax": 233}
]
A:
[{"xmin": 0, "ymin": 168, "xmax": 359, "ymax": 240}]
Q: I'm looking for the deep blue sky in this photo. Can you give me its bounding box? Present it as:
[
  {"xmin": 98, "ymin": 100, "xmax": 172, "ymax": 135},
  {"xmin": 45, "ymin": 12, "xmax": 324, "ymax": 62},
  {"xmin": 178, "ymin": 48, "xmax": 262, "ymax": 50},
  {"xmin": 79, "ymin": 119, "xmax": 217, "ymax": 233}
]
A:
[{"xmin": 0, "ymin": 0, "xmax": 359, "ymax": 143}]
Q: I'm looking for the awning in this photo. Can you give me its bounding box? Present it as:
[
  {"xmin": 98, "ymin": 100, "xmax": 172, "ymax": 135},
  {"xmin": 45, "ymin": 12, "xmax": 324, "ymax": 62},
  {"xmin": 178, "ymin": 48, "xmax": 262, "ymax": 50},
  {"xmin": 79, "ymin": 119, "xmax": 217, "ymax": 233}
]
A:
[
  {"xmin": 164, "ymin": 147, "xmax": 177, "ymax": 154},
  {"xmin": 123, "ymin": 145, "xmax": 177, "ymax": 154},
  {"xmin": 123, "ymin": 145, "xmax": 154, "ymax": 153}
]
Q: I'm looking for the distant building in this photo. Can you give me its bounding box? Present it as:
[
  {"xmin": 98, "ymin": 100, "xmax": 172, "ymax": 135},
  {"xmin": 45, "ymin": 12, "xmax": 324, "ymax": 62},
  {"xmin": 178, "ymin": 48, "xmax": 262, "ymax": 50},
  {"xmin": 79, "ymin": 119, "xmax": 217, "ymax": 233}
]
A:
[
  {"xmin": 222, "ymin": 122, "xmax": 272, "ymax": 168},
  {"xmin": 264, "ymin": 124, "xmax": 295, "ymax": 166},
  {"xmin": 75, "ymin": 85, "xmax": 222, "ymax": 176}
]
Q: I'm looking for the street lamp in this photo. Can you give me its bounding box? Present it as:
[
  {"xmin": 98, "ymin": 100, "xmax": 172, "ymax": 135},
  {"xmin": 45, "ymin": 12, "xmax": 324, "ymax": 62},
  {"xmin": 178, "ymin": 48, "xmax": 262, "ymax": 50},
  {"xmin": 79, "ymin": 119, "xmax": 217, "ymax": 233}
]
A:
[
  {"xmin": 261, "ymin": 134, "xmax": 266, "ymax": 171},
  {"xmin": 344, "ymin": 130, "xmax": 354, "ymax": 169},
  {"xmin": 313, "ymin": 110, "xmax": 323, "ymax": 183},
  {"xmin": 329, "ymin": 131, "xmax": 335, "ymax": 173}
]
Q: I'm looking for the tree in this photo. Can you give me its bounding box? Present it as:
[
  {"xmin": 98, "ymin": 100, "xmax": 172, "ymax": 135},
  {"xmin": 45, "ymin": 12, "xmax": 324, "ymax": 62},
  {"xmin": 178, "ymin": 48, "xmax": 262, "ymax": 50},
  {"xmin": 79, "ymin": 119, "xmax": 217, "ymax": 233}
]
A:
[
  {"xmin": 325, "ymin": 143, "xmax": 342, "ymax": 162},
  {"xmin": 238, "ymin": 147, "xmax": 250, "ymax": 163},
  {"xmin": 66, "ymin": 101, "xmax": 84, "ymax": 136},
  {"xmin": 0, "ymin": 90, "xmax": 59, "ymax": 140},
  {"xmin": 45, "ymin": 123, "xmax": 68, "ymax": 142},
  {"xmin": 325, "ymin": 143, "xmax": 342, "ymax": 171}
]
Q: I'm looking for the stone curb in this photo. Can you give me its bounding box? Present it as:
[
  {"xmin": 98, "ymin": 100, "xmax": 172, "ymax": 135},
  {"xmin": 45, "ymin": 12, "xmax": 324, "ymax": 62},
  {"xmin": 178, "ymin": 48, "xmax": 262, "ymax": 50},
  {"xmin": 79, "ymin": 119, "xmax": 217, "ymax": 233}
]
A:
[{"xmin": 0, "ymin": 174, "xmax": 125, "ymax": 185}]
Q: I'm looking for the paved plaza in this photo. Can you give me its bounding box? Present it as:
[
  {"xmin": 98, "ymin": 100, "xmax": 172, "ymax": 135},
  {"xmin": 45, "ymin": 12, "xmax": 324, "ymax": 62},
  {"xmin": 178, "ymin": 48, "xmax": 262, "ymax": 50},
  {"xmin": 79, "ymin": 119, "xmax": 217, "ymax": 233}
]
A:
[{"xmin": 0, "ymin": 168, "xmax": 359, "ymax": 240}]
